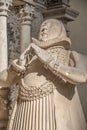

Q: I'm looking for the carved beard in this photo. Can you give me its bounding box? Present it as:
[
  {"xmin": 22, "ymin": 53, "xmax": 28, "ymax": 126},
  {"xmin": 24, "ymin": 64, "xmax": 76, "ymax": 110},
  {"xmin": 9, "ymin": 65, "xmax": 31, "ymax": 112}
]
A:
[{"xmin": 32, "ymin": 37, "xmax": 70, "ymax": 50}]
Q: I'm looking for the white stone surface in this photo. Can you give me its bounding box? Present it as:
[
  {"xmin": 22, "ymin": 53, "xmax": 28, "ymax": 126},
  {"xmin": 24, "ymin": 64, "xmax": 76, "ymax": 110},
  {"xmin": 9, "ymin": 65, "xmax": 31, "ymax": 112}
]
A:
[
  {"xmin": 2, "ymin": 19, "xmax": 87, "ymax": 130},
  {"xmin": 0, "ymin": 16, "xmax": 8, "ymax": 71},
  {"xmin": 20, "ymin": 24, "xmax": 31, "ymax": 52},
  {"xmin": 0, "ymin": 1, "xmax": 12, "ymax": 129}
]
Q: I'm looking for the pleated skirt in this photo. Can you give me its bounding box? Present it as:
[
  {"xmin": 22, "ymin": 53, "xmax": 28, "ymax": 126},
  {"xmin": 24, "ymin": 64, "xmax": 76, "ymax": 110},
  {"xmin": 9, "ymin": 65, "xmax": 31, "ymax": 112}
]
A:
[{"xmin": 8, "ymin": 93, "xmax": 56, "ymax": 130}]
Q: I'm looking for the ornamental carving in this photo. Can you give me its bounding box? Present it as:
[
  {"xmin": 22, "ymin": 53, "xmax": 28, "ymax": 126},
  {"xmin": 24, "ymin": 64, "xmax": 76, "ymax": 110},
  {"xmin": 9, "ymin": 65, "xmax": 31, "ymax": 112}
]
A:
[
  {"xmin": 0, "ymin": 0, "xmax": 12, "ymax": 15},
  {"xmin": 34, "ymin": 0, "xmax": 70, "ymax": 6},
  {"xmin": 19, "ymin": 4, "xmax": 35, "ymax": 24}
]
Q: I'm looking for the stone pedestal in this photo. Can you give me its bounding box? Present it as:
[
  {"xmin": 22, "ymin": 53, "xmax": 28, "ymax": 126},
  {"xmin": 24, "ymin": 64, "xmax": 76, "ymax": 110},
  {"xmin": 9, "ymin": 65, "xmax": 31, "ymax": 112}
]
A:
[{"xmin": 0, "ymin": 0, "xmax": 12, "ymax": 130}]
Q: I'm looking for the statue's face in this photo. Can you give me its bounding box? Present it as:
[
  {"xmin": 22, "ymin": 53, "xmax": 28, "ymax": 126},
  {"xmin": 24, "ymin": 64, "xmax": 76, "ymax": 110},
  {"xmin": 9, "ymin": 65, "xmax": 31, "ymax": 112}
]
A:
[
  {"xmin": 35, "ymin": 19, "xmax": 71, "ymax": 49},
  {"xmin": 39, "ymin": 22, "xmax": 50, "ymax": 41},
  {"xmin": 39, "ymin": 21, "xmax": 59, "ymax": 42}
]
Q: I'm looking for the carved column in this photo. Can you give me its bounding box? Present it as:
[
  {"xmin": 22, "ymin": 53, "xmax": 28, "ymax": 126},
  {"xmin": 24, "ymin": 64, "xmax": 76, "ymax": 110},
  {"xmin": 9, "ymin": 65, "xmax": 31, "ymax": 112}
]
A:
[
  {"xmin": 19, "ymin": 3, "xmax": 35, "ymax": 53},
  {"xmin": 0, "ymin": 0, "xmax": 11, "ymax": 71},
  {"xmin": 0, "ymin": 0, "xmax": 12, "ymax": 130}
]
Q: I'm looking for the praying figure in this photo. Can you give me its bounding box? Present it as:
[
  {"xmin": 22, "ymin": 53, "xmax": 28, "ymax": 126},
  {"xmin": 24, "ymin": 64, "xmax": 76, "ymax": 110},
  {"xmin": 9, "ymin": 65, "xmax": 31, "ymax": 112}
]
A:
[{"xmin": 0, "ymin": 19, "xmax": 87, "ymax": 130}]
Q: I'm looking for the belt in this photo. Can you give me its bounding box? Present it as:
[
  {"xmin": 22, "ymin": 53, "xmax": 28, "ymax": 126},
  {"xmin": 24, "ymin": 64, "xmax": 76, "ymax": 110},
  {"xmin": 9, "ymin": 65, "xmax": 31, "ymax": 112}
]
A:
[{"xmin": 19, "ymin": 81, "xmax": 54, "ymax": 101}]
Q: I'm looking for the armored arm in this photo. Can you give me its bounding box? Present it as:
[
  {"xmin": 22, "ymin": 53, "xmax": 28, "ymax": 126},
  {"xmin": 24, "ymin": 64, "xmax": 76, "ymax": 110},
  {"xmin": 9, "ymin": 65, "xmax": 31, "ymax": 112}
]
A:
[
  {"xmin": 48, "ymin": 61, "xmax": 87, "ymax": 84},
  {"xmin": 0, "ymin": 44, "xmax": 34, "ymax": 88},
  {"xmin": 31, "ymin": 43, "xmax": 87, "ymax": 85}
]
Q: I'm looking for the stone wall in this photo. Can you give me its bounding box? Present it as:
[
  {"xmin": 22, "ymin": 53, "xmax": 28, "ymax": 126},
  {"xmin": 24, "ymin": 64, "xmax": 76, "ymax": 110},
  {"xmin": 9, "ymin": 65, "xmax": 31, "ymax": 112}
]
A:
[{"xmin": 7, "ymin": 11, "xmax": 20, "ymax": 65}]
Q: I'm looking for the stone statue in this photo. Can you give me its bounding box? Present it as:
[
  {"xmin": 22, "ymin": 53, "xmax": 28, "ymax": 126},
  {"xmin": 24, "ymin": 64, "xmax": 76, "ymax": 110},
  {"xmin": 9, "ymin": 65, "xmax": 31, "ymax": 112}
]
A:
[{"xmin": 0, "ymin": 19, "xmax": 87, "ymax": 130}]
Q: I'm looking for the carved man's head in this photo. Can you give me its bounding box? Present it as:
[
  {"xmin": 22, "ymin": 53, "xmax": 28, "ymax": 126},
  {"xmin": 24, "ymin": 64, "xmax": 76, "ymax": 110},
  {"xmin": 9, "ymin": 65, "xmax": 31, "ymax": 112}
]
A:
[{"xmin": 32, "ymin": 19, "xmax": 71, "ymax": 49}]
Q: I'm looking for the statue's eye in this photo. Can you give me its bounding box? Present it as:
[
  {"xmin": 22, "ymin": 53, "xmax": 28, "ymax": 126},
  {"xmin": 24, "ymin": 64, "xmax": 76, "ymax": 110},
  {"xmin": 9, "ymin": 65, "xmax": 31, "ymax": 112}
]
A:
[
  {"xmin": 41, "ymin": 28, "xmax": 45, "ymax": 32},
  {"xmin": 41, "ymin": 28, "xmax": 48, "ymax": 32}
]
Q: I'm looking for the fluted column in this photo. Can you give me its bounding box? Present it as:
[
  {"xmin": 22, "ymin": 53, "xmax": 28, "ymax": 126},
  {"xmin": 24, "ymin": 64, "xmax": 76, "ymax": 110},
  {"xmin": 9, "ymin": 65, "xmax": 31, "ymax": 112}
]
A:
[
  {"xmin": 19, "ymin": 3, "xmax": 35, "ymax": 53},
  {"xmin": 0, "ymin": 0, "xmax": 12, "ymax": 130}
]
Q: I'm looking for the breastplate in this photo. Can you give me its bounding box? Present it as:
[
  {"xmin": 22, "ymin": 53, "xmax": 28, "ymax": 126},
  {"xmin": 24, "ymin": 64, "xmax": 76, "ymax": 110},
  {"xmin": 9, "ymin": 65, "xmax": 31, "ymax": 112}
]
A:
[
  {"xmin": 47, "ymin": 46, "xmax": 70, "ymax": 66},
  {"xmin": 18, "ymin": 47, "xmax": 70, "ymax": 101}
]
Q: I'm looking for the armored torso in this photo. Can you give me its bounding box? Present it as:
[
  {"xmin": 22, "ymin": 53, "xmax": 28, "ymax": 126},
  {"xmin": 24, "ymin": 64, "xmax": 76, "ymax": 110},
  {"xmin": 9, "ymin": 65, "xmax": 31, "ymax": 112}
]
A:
[{"xmin": 18, "ymin": 46, "xmax": 71, "ymax": 101}]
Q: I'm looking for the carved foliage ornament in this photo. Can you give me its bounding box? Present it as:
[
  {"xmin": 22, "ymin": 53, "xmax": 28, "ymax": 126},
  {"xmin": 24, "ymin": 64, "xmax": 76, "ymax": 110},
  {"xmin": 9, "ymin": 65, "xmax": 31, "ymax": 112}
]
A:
[
  {"xmin": 19, "ymin": 4, "xmax": 35, "ymax": 24},
  {"xmin": 0, "ymin": 0, "xmax": 12, "ymax": 12}
]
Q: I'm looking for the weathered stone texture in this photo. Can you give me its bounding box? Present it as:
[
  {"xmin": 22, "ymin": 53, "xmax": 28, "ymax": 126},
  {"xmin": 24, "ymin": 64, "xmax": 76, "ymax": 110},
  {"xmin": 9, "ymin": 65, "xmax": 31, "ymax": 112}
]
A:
[
  {"xmin": 7, "ymin": 8, "xmax": 43, "ymax": 119},
  {"xmin": 7, "ymin": 9, "xmax": 43, "ymax": 63},
  {"xmin": 7, "ymin": 10, "xmax": 20, "ymax": 64},
  {"xmin": 32, "ymin": 9, "xmax": 43, "ymax": 38}
]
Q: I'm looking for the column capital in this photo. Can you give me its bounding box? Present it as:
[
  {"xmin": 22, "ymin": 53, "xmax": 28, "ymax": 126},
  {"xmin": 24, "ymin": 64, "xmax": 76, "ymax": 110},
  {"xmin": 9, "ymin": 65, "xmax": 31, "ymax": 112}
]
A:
[
  {"xmin": 0, "ymin": 0, "xmax": 12, "ymax": 16},
  {"xmin": 19, "ymin": 3, "xmax": 35, "ymax": 25}
]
